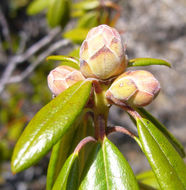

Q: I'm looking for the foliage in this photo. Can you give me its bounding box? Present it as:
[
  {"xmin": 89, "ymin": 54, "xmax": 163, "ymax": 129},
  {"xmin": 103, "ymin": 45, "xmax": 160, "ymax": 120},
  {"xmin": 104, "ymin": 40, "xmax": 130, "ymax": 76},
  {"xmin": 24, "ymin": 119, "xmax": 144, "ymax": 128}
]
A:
[
  {"xmin": 11, "ymin": 23, "xmax": 186, "ymax": 189},
  {"xmin": 0, "ymin": 0, "xmax": 185, "ymax": 189}
]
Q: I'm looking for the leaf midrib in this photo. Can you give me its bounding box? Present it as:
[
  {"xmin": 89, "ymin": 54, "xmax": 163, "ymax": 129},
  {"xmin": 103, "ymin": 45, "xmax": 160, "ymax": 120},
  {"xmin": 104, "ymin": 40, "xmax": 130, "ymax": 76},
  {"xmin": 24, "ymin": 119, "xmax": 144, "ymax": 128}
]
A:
[{"xmin": 140, "ymin": 119, "xmax": 185, "ymax": 188}]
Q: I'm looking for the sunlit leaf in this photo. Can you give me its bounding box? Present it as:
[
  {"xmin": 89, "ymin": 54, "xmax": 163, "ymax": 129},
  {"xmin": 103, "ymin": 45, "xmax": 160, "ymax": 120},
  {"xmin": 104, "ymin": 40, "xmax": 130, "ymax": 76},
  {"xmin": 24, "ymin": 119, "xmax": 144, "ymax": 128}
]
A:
[
  {"xmin": 128, "ymin": 58, "xmax": 171, "ymax": 68},
  {"xmin": 11, "ymin": 81, "xmax": 92, "ymax": 173},
  {"xmin": 79, "ymin": 137, "xmax": 139, "ymax": 190},
  {"xmin": 27, "ymin": 0, "xmax": 49, "ymax": 15},
  {"xmin": 137, "ymin": 118, "xmax": 186, "ymax": 190},
  {"xmin": 77, "ymin": 11, "xmax": 98, "ymax": 28},
  {"xmin": 63, "ymin": 28, "xmax": 90, "ymax": 43},
  {"xmin": 46, "ymin": 128, "xmax": 76, "ymax": 190},
  {"xmin": 136, "ymin": 107, "xmax": 185, "ymax": 157},
  {"xmin": 47, "ymin": 114, "xmax": 94, "ymax": 190},
  {"xmin": 52, "ymin": 153, "xmax": 79, "ymax": 190},
  {"xmin": 136, "ymin": 170, "xmax": 160, "ymax": 189},
  {"xmin": 73, "ymin": 1, "xmax": 99, "ymax": 11},
  {"xmin": 47, "ymin": 55, "xmax": 80, "ymax": 69}
]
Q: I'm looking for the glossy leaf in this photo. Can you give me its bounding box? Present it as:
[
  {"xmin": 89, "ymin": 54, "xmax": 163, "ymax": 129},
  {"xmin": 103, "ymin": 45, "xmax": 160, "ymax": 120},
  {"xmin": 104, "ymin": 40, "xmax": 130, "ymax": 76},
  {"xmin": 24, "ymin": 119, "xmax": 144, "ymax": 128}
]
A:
[
  {"xmin": 63, "ymin": 28, "xmax": 90, "ymax": 43},
  {"xmin": 128, "ymin": 58, "xmax": 171, "ymax": 68},
  {"xmin": 47, "ymin": 0, "xmax": 70, "ymax": 28},
  {"xmin": 136, "ymin": 107, "xmax": 185, "ymax": 157},
  {"xmin": 11, "ymin": 81, "xmax": 92, "ymax": 173},
  {"xmin": 46, "ymin": 128, "xmax": 76, "ymax": 190},
  {"xmin": 137, "ymin": 118, "xmax": 186, "ymax": 190},
  {"xmin": 79, "ymin": 137, "xmax": 139, "ymax": 190},
  {"xmin": 47, "ymin": 55, "xmax": 80, "ymax": 69},
  {"xmin": 27, "ymin": 0, "xmax": 49, "ymax": 15},
  {"xmin": 47, "ymin": 114, "xmax": 94, "ymax": 190},
  {"xmin": 136, "ymin": 170, "xmax": 160, "ymax": 189},
  {"xmin": 52, "ymin": 153, "xmax": 79, "ymax": 190},
  {"xmin": 71, "ymin": 115, "xmax": 94, "ymax": 175}
]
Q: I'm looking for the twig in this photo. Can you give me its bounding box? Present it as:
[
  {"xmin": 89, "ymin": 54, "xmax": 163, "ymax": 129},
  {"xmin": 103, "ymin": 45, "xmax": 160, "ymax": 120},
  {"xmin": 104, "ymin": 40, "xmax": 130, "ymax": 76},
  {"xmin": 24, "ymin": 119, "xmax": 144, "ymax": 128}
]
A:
[
  {"xmin": 0, "ymin": 6, "xmax": 12, "ymax": 52},
  {"xmin": 0, "ymin": 27, "xmax": 61, "ymax": 93},
  {"xmin": 8, "ymin": 39, "xmax": 71, "ymax": 83}
]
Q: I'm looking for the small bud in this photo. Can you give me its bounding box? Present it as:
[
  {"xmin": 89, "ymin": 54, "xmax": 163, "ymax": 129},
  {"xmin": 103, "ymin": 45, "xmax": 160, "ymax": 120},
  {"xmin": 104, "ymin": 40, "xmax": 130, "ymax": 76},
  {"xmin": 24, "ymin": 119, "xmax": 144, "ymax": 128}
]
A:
[
  {"xmin": 80, "ymin": 24, "xmax": 126, "ymax": 80},
  {"xmin": 47, "ymin": 66, "xmax": 85, "ymax": 96},
  {"xmin": 106, "ymin": 70, "xmax": 160, "ymax": 107}
]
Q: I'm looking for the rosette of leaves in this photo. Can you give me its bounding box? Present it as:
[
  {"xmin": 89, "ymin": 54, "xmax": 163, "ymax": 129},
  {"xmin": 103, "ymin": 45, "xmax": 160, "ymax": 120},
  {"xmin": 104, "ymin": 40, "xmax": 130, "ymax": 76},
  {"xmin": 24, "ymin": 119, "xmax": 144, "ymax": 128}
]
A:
[{"xmin": 11, "ymin": 25, "xmax": 186, "ymax": 190}]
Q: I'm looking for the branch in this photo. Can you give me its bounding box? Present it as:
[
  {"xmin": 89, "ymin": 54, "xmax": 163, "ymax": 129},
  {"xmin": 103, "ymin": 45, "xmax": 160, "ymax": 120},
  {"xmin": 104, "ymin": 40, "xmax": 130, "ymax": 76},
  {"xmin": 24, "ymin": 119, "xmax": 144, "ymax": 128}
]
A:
[
  {"xmin": 0, "ymin": 6, "xmax": 12, "ymax": 52},
  {"xmin": 0, "ymin": 27, "xmax": 61, "ymax": 93},
  {"xmin": 8, "ymin": 39, "xmax": 71, "ymax": 83}
]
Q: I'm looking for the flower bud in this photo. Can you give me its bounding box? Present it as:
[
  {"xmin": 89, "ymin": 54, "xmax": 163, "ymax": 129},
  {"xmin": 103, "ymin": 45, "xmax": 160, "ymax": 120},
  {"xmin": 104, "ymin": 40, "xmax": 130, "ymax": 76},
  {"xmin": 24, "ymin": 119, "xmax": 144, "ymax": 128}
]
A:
[
  {"xmin": 106, "ymin": 70, "xmax": 160, "ymax": 107},
  {"xmin": 47, "ymin": 66, "xmax": 85, "ymax": 96},
  {"xmin": 80, "ymin": 24, "xmax": 126, "ymax": 80}
]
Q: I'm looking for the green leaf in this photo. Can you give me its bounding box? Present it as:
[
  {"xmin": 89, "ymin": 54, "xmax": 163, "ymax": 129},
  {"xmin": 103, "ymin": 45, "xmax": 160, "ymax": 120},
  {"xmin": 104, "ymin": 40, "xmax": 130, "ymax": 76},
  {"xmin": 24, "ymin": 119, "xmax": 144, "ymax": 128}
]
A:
[
  {"xmin": 128, "ymin": 58, "xmax": 171, "ymax": 68},
  {"xmin": 136, "ymin": 170, "xmax": 160, "ymax": 189},
  {"xmin": 63, "ymin": 28, "xmax": 90, "ymax": 43},
  {"xmin": 79, "ymin": 137, "xmax": 139, "ymax": 190},
  {"xmin": 27, "ymin": 0, "xmax": 50, "ymax": 15},
  {"xmin": 52, "ymin": 153, "xmax": 79, "ymax": 190},
  {"xmin": 137, "ymin": 118, "xmax": 186, "ymax": 190},
  {"xmin": 47, "ymin": 55, "xmax": 80, "ymax": 69},
  {"xmin": 47, "ymin": 0, "xmax": 71, "ymax": 28},
  {"xmin": 11, "ymin": 81, "xmax": 92, "ymax": 173},
  {"xmin": 136, "ymin": 108, "xmax": 185, "ymax": 157},
  {"xmin": 47, "ymin": 114, "xmax": 94, "ymax": 190},
  {"xmin": 77, "ymin": 12, "xmax": 98, "ymax": 28},
  {"xmin": 46, "ymin": 128, "xmax": 76, "ymax": 190},
  {"xmin": 73, "ymin": 1, "xmax": 99, "ymax": 11}
]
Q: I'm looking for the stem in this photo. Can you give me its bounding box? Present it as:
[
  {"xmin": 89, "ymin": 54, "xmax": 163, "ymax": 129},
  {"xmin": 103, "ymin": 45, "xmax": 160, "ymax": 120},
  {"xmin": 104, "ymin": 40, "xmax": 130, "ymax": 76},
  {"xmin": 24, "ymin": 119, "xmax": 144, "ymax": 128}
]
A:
[
  {"xmin": 94, "ymin": 114, "xmax": 107, "ymax": 141},
  {"xmin": 106, "ymin": 126, "xmax": 142, "ymax": 148},
  {"xmin": 92, "ymin": 81, "xmax": 110, "ymax": 141},
  {"xmin": 74, "ymin": 136, "xmax": 97, "ymax": 154},
  {"xmin": 106, "ymin": 126, "xmax": 136, "ymax": 138}
]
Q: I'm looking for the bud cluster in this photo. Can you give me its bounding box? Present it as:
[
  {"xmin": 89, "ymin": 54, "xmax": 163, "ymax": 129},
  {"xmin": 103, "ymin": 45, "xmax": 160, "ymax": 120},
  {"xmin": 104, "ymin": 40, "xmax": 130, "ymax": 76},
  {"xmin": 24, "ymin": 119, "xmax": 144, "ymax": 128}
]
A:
[{"xmin": 47, "ymin": 25, "xmax": 160, "ymax": 107}]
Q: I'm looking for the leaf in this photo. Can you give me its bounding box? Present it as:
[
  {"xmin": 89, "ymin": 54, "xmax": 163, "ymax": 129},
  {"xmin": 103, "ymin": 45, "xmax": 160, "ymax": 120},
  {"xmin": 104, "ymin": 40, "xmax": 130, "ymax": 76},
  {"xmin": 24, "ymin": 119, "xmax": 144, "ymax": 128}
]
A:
[
  {"xmin": 136, "ymin": 107, "xmax": 185, "ymax": 157},
  {"xmin": 136, "ymin": 170, "xmax": 160, "ymax": 190},
  {"xmin": 128, "ymin": 58, "xmax": 171, "ymax": 68},
  {"xmin": 52, "ymin": 153, "xmax": 79, "ymax": 190},
  {"xmin": 47, "ymin": 55, "xmax": 80, "ymax": 69},
  {"xmin": 137, "ymin": 118, "xmax": 186, "ymax": 190},
  {"xmin": 46, "ymin": 128, "xmax": 76, "ymax": 190},
  {"xmin": 73, "ymin": 1, "xmax": 99, "ymax": 11},
  {"xmin": 77, "ymin": 11, "xmax": 98, "ymax": 28},
  {"xmin": 63, "ymin": 28, "xmax": 90, "ymax": 43},
  {"xmin": 47, "ymin": 0, "xmax": 71, "ymax": 28},
  {"xmin": 79, "ymin": 137, "xmax": 139, "ymax": 190},
  {"xmin": 11, "ymin": 81, "xmax": 92, "ymax": 173},
  {"xmin": 27, "ymin": 0, "xmax": 50, "ymax": 15},
  {"xmin": 47, "ymin": 114, "xmax": 94, "ymax": 190}
]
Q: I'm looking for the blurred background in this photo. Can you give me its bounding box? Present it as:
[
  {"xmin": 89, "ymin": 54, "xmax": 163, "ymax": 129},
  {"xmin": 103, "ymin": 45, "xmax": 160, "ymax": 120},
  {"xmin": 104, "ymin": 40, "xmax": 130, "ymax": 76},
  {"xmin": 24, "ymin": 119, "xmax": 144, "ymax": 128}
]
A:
[{"xmin": 0, "ymin": 0, "xmax": 186, "ymax": 189}]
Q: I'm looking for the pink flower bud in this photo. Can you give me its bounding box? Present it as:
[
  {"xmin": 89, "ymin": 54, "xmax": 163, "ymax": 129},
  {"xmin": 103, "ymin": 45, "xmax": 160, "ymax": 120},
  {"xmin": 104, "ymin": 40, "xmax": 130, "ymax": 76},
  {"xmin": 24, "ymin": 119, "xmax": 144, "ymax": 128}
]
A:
[
  {"xmin": 106, "ymin": 70, "xmax": 160, "ymax": 107},
  {"xmin": 47, "ymin": 66, "xmax": 85, "ymax": 96},
  {"xmin": 80, "ymin": 24, "xmax": 126, "ymax": 80}
]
